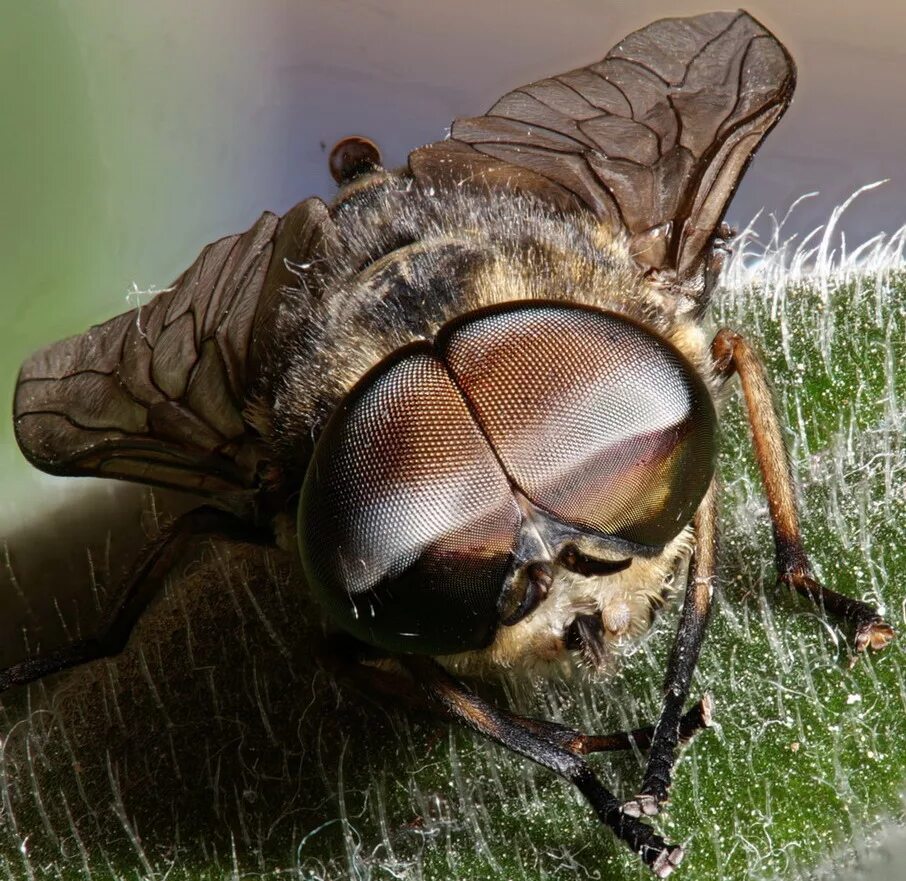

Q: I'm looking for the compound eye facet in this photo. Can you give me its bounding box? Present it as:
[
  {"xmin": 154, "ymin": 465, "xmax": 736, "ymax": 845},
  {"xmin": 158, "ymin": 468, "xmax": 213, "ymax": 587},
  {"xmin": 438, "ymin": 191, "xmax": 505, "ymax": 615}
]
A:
[
  {"xmin": 298, "ymin": 344, "xmax": 520, "ymax": 656},
  {"xmin": 438, "ymin": 303, "xmax": 716, "ymax": 549}
]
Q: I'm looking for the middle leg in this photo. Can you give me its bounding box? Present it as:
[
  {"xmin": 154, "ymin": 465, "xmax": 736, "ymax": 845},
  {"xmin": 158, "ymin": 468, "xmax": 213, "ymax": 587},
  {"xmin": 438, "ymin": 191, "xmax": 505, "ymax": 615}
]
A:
[
  {"xmin": 402, "ymin": 654, "xmax": 687, "ymax": 878},
  {"xmin": 624, "ymin": 478, "xmax": 719, "ymax": 817}
]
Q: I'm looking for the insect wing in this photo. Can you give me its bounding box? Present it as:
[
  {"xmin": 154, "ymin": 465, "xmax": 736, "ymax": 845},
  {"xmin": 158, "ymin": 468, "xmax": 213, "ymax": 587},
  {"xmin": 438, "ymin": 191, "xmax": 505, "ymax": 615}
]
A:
[
  {"xmin": 14, "ymin": 198, "xmax": 332, "ymax": 497},
  {"xmin": 410, "ymin": 10, "xmax": 795, "ymax": 278}
]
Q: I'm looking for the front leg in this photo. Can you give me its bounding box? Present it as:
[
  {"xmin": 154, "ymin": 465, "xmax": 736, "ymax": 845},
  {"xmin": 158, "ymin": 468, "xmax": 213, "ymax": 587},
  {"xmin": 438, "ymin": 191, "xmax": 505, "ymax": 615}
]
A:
[
  {"xmin": 320, "ymin": 632, "xmax": 713, "ymax": 756},
  {"xmin": 711, "ymin": 328, "xmax": 894, "ymax": 655},
  {"xmin": 401, "ymin": 655, "xmax": 686, "ymax": 878},
  {"xmin": 624, "ymin": 479, "xmax": 719, "ymax": 818}
]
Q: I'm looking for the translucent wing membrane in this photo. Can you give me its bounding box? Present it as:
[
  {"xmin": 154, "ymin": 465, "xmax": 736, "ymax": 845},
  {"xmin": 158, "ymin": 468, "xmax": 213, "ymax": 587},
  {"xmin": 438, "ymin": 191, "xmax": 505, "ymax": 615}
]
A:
[
  {"xmin": 14, "ymin": 199, "xmax": 333, "ymax": 496},
  {"xmin": 410, "ymin": 10, "xmax": 795, "ymax": 278}
]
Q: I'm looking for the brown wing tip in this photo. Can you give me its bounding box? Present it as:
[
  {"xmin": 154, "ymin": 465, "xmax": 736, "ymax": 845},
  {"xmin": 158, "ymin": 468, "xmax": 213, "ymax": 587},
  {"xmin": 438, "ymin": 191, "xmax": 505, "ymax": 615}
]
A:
[
  {"xmin": 735, "ymin": 8, "xmax": 798, "ymax": 85},
  {"xmin": 611, "ymin": 9, "xmax": 795, "ymax": 96},
  {"xmin": 14, "ymin": 342, "xmax": 89, "ymax": 472},
  {"xmin": 610, "ymin": 8, "xmax": 797, "ymax": 277}
]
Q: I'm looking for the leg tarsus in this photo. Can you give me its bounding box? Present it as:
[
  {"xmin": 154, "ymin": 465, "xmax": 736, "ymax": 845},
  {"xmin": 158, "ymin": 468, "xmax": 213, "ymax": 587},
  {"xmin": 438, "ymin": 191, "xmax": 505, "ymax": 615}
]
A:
[
  {"xmin": 854, "ymin": 618, "xmax": 896, "ymax": 654},
  {"xmin": 578, "ymin": 694, "xmax": 713, "ymax": 757},
  {"xmin": 622, "ymin": 792, "xmax": 661, "ymax": 819},
  {"xmin": 679, "ymin": 693, "xmax": 713, "ymax": 740},
  {"xmin": 779, "ymin": 566, "xmax": 895, "ymax": 656},
  {"xmin": 401, "ymin": 655, "xmax": 685, "ymax": 874},
  {"xmin": 321, "ymin": 640, "xmax": 694, "ymax": 874},
  {"xmin": 652, "ymin": 844, "xmax": 686, "ymax": 878},
  {"xmin": 712, "ymin": 327, "xmax": 895, "ymax": 656},
  {"xmin": 1, "ymin": 639, "xmax": 105, "ymax": 691}
]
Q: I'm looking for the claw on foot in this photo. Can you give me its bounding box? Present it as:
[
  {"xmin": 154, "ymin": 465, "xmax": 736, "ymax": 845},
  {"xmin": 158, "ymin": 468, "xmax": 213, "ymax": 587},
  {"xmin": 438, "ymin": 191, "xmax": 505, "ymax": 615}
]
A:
[
  {"xmin": 623, "ymin": 793, "xmax": 660, "ymax": 818},
  {"xmin": 780, "ymin": 568, "xmax": 895, "ymax": 661},
  {"xmin": 651, "ymin": 844, "xmax": 685, "ymax": 878},
  {"xmin": 852, "ymin": 618, "xmax": 895, "ymax": 664},
  {"xmin": 855, "ymin": 619, "xmax": 895, "ymax": 652},
  {"xmin": 679, "ymin": 693, "xmax": 714, "ymax": 743}
]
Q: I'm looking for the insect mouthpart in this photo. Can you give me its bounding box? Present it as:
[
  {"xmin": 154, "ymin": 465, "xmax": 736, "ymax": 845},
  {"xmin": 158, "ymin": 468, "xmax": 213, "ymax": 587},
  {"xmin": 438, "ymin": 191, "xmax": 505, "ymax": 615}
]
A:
[
  {"xmin": 566, "ymin": 613, "xmax": 610, "ymax": 672},
  {"xmin": 558, "ymin": 543, "xmax": 633, "ymax": 578},
  {"xmin": 498, "ymin": 561, "xmax": 553, "ymax": 626},
  {"xmin": 560, "ymin": 570, "xmax": 639, "ymax": 674}
]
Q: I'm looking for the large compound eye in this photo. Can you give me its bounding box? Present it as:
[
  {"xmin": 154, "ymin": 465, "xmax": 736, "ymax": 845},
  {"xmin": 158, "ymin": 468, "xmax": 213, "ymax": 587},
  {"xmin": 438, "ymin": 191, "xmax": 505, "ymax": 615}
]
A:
[
  {"xmin": 298, "ymin": 344, "xmax": 520, "ymax": 656},
  {"xmin": 437, "ymin": 303, "xmax": 716, "ymax": 548}
]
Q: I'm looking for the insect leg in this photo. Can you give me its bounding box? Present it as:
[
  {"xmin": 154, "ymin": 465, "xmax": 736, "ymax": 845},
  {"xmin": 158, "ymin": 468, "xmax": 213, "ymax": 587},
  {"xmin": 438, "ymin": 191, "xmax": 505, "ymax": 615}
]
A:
[
  {"xmin": 0, "ymin": 506, "xmax": 273, "ymax": 694},
  {"xmin": 401, "ymin": 655, "xmax": 686, "ymax": 878},
  {"xmin": 623, "ymin": 480, "xmax": 718, "ymax": 818},
  {"xmin": 321, "ymin": 634, "xmax": 712, "ymax": 755},
  {"xmin": 560, "ymin": 696, "xmax": 712, "ymax": 755},
  {"xmin": 711, "ymin": 328, "xmax": 895, "ymax": 654},
  {"xmin": 502, "ymin": 695, "xmax": 711, "ymax": 755}
]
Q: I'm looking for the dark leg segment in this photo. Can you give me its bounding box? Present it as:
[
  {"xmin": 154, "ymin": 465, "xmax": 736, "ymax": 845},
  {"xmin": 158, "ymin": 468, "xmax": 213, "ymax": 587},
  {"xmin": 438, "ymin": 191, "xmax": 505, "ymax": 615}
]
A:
[
  {"xmin": 624, "ymin": 479, "xmax": 719, "ymax": 818},
  {"xmin": 711, "ymin": 328, "xmax": 894, "ymax": 654},
  {"xmin": 324, "ymin": 637, "xmax": 711, "ymax": 756},
  {"xmin": 515, "ymin": 696, "xmax": 712, "ymax": 756},
  {"xmin": 0, "ymin": 506, "xmax": 273, "ymax": 693},
  {"xmin": 321, "ymin": 633, "xmax": 712, "ymax": 757},
  {"xmin": 402, "ymin": 655, "xmax": 686, "ymax": 878}
]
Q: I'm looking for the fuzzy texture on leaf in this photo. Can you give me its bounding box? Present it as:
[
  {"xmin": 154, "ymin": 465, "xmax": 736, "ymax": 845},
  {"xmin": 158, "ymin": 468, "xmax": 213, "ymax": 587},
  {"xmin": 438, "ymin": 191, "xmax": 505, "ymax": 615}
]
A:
[{"xmin": 0, "ymin": 209, "xmax": 905, "ymax": 881}]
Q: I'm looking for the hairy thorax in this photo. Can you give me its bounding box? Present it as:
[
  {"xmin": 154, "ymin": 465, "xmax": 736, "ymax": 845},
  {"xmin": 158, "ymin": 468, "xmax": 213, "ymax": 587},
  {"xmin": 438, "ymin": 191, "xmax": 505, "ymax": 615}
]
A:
[{"xmin": 270, "ymin": 175, "xmax": 716, "ymax": 451}]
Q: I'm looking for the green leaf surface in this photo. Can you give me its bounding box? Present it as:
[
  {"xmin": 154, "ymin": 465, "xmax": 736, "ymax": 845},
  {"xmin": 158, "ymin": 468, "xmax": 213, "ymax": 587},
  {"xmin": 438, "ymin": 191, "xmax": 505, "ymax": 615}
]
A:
[{"xmin": 1, "ymin": 264, "xmax": 904, "ymax": 881}]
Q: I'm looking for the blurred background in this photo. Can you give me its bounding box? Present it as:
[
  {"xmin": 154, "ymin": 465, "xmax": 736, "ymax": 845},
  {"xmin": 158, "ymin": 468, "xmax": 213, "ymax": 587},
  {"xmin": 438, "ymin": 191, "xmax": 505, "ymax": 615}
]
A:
[
  {"xmin": 2, "ymin": 0, "xmax": 905, "ymax": 512},
  {"xmin": 1, "ymin": 3, "xmax": 904, "ymax": 878}
]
